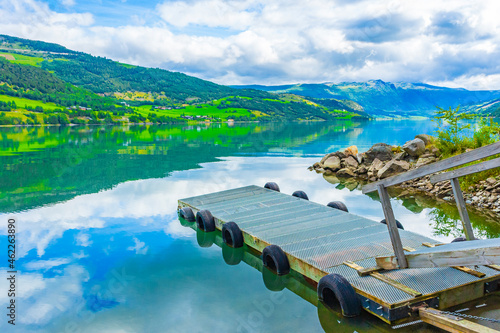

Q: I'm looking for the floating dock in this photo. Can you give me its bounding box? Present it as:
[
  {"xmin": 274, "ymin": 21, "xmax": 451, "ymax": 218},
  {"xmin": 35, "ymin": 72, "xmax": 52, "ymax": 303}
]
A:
[{"xmin": 178, "ymin": 185, "xmax": 500, "ymax": 326}]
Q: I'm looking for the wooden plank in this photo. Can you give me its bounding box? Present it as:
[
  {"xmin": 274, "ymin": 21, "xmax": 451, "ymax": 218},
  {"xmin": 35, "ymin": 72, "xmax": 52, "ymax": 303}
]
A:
[
  {"xmin": 343, "ymin": 261, "xmax": 383, "ymax": 276},
  {"xmin": 450, "ymin": 178, "xmax": 475, "ymax": 240},
  {"xmin": 343, "ymin": 261, "xmax": 422, "ymax": 296},
  {"xmin": 422, "ymin": 242, "xmax": 446, "ymax": 247},
  {"xmin": 486, "ymin": 264, "xmax": 500, "ymax": 271},
  {"xmin": 362, "ymin": 141, "xmax": 500, "ymax": 194},
  {"xmin": 357, "ymin": 266, "xmax": 384, "ymax": 276},
  {"xmin": 430, "ymin": 157, "xmax": 500, "ymax": 184},
  {"xmin": 377, "ymin": 185, "xmax": 408, "ymax": 268},
  {"xmin": 370, "ymin": 272, "xmax": 422, "ymax": 297},
  {"xmin": 452, "ymin": 266, "xmax": 486, "ymax": 278},
  {"xmin": 419, "ymin": 307, "xmax": 499, "ymax": 333},
  {"xmin": 376, "ymin": 238, "xmax": 500, "ymax": 269}
]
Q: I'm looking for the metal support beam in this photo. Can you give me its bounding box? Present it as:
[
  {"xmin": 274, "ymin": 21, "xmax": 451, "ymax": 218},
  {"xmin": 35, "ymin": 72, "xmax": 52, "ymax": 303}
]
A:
[
  {"xmin": 450, "ymin": 177, "xmax": 475, "ymax": 241},
  {"xmin": 377, "ymin": 184, "xmax": 408, "ymax": 269}
]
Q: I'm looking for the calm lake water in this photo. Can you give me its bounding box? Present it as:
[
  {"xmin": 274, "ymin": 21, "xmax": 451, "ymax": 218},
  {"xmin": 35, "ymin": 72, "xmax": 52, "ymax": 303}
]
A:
[{"xmin": 1, "ymin": 120, "xmax": 499, "ymax": 332}]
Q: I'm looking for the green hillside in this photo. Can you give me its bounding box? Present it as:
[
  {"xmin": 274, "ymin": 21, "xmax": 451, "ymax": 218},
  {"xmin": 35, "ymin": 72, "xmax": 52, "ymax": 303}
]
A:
[{"xmin": 0, "ymin": 34, "xmax": 367, "ymax": 125}]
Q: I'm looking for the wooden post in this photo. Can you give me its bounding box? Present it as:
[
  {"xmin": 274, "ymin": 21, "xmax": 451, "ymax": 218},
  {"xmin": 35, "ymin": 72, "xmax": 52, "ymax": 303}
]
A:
[
  {"xmin": 450, "ymin": 177, "xmax": 475, "ymax": 241},
  {"xmin": 377, "ymin": 184, "xmax": 408, "ymax": 269}
]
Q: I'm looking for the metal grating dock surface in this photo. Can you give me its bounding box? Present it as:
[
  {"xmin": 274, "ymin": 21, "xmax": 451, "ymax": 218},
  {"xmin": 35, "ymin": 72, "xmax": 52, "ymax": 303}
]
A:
[{"xmin": 179, "ymin": 185, "xmax": 499, "ymax": 307}]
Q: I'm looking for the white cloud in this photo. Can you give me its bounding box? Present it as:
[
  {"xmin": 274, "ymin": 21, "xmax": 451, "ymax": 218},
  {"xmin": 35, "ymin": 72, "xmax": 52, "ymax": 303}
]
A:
[
  {"xmin": 0, "ymin": 265, "xmax": 88, "ymax": 325},
  {"xmin": 1, "ymin": 0, "xmax": 500, "ymax": 88},
  {"xmin": 60, "ymin": 0, "xmax": 75, "ymax": 7},
  {"xmin": 76, "ymin": 232, "xmax": 92, "ymax": 247},
  {"xmin": 24, "ymin": 258, "xmax": 72, "ymax": 271},
  {"xmin": 127, "ymin": 237, "xmax": 149, "ymax": 255},
  {"xmin": 157, "ymin": 0, "xmax": 256, "ymax": 29},
  {"xmin": 428, "ymin": 73, "xmax": 500, "ymax": 91}
]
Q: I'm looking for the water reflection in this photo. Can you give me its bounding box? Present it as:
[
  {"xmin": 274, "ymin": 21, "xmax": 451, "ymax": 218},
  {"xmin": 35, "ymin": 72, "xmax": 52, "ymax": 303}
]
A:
[
  {"xmin": 0, "ymin": 121, "xmax": 498, "ymax": 332},
  {"xmin": 0, "ymin": 120, "xmax": 435, "ymax": 213},
  {"xmin": 321, "ymin": 174, "xmax": 500, "ymax": 240}
]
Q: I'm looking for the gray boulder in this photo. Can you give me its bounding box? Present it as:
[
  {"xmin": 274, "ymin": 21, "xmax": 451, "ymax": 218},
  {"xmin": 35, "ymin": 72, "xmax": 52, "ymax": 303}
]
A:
[
  {"xmin": 343, "ymin": 156, "xmax": 359, "ymax": 169},
  {"xmin": 394, "ymin": 152, "xmax": 407, "ymax": 161},
  {"xmin": 377, "ymin": 160, "xmax": 410, "ymax": 179},
  {"xmin": 415, "ymin": 134, "xmax": 433, "ymax": 145},
  {"xmin": 364, "ymin": 143, "xmax": 394, "ymax": 163},
  {"xmin": 358, "ymin": 165, "xmax": 368, "ymax": 174},
  {"xmin": 356, "ymin": 153, "xmax": 364, "ymax": 164},
  {"xmin": 323, "ymin": 155, "xmax": 341, "ymax": 171},
  {"xmin": 368, "ymin": 158, "xmax": 385, "ymax": 175},
  {"xmin": 337, "ymin": 168, "xmax": 356, "ymax": 178},
  {"xmin": 415, "ymin": 156, "xmax": 437, "ymax": 168},
  {"xmin": 320, "ymin": 152, "xmax": 336, "ymax": 164},
  {"xmin": 402, "ymin": 138, "xmax": 425, "ymax": 157}
]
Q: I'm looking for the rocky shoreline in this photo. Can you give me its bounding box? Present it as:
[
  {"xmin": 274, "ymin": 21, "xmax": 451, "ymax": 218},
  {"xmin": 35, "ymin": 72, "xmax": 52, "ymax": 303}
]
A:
[{"xmin": 309, "ymin": 135, "xmax": 500, "ymax": 215}]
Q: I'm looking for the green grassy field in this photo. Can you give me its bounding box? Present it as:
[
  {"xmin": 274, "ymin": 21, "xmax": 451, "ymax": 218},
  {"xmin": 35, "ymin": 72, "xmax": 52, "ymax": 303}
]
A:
[
  {"xmin": 0, "ymin": 53, "xmax": 44, "ymax": 66},
  {"xmin": 0, "ymin": 111, "xmax": 45, "ymax": 125},
  {"xmin": 134, "ymin": 102, "xmax": 266, "ymax": 120},
  {"xmin": 263, "ymin": 98, "xmax": 287, "ymax": 103},
  {"xmin": 0, "ymin": 94, "xmax": 62, "ymax": 110},
  {"xmin": 116, "ymin": 61, "xmax": 137, "ymax": 69}
]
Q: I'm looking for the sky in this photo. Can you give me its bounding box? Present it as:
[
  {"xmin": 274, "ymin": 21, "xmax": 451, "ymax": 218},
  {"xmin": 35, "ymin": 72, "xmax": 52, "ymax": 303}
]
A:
[{"xmin": 1, "ymin": 0, "xmax": 500, "ymax": 89}]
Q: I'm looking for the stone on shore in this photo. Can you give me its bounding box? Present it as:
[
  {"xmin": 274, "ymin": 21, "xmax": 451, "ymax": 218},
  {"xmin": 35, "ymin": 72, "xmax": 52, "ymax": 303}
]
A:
[
  {"xmin": 356, "ymin": 153, "xmax": 364, "ymax": 164},
  {"xmin": 344, "ymin": 145, "xmax": 358, "ymax": 156},
  {"xmin": 364, "ymin": 143, "xmax": 394, "ymax": 163},
  {"xmin": 368, "ymin": 158, "xmax": 385, "ymax": 176},
  {"xmin": 415, "ymin": 134, "xmax": 433, "ymax": 145},
  {"xmin": 308, "ymin": 134, "xmax": 499, "ymax": 217},
  {"xmin": 323, "ymin": 155, "xmax": 341, "ymax": 171},
  {"xmin": 415, "ymin": 155, "xmax": 437, "ymax": 167},
  {"xmin": 320, "ymin": 152, "xmax": 336, "ymax": 164},
  {"xmin": 336, "ymin": 168, "xmax": 356, "ymax": 178},
  {"xmin": 377, "ymin": 160, "xmax": 410, "ymax": 179},
  {"xmin": 402, "ymin": 138, "xmax": 425, "ymax": 157},
  {"xmin": 343, "ymin": 155, "xmax": 359, "ymax": 169}
]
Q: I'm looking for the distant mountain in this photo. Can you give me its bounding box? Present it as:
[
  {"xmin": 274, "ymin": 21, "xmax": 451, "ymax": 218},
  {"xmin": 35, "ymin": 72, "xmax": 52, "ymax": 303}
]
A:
[
  {"xmin": 233, "ymin": 80, "xmax": 500, "ymax": 117},
  {"xmin": 462, "ymin": 98, "xmax": 500, "ymax": 117},
  {"xmin": 0, "ymin": 34, "xmax": 368, "ymax": 121}
]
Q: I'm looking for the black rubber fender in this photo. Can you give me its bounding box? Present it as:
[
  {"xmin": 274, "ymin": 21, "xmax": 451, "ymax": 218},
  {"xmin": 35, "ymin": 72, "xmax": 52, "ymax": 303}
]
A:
[
  {"xmin": 380, "ymin": 219, "xmax": 404, "ymax": 230},
  {"xmin": 292, "ymin": 190, "xmax": 309, "ymax": 200},
  {"xmin": 178, "ymin": 207, "xmax": 195, "ymax": 222},
  {"xmin": 327, "ymin": 201, "xmax": 348, "ymax": 212},
  {"xmin": 222, "ymin": 243, "xmax": 244, "ymax": 265},
  {"xmin": 318, "ymin": 273, "xmax": 361, "ymax": 317},
  {"xmin": 222, "ymin": 222, "xmax": 244, "ymax": 248},
  {"xmin": 452, "ymin": 236, "xmax": 467, "ymax": 243},
  {"xmin": 196, "ymin": 209, "xmax": 215, "ymax": 232},
  {"xmin": 262, "ymin": 245, "xmax": 290, "ymax": 275},
  {"xmin": 196, "ymin": 229, "xmax": 215, "ymax": 248},
  {"xmin": 264, "ymin": 182, "xmax": 280, "ymax": 192}
]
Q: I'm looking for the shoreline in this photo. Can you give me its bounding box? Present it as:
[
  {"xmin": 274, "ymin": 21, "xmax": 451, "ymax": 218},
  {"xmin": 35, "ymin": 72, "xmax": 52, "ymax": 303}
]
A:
[
  {"xmin": 0, "ymin": 117, "xmax": 362, "ymax": 128},
  {"xmin": 309, "ymin": 135, "xmax": 500, "ymax": 216}
]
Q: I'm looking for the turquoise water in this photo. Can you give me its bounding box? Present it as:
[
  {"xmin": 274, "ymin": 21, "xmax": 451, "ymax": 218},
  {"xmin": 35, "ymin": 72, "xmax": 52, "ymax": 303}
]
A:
[{"xmin": 0, "ymin": 120, "xmax": 499, "ymax": 332}]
